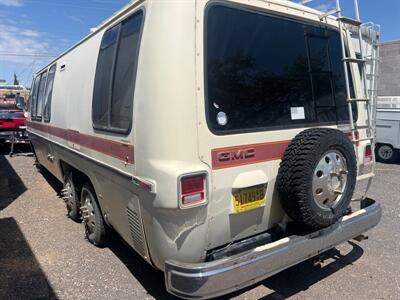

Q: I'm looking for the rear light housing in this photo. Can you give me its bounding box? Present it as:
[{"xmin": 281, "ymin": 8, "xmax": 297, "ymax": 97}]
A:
[
  {"xmin": 364, "ymin": 144, "xmax": 373, "ymax": 165},
  {"xmin": 179, "ymin": 173, "xmax": 207, "ymax": 208}
]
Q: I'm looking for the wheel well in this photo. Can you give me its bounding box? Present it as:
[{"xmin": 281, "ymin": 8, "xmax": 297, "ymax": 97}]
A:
[
  {"xmin": 59, "ymin": 160, "xmax": 91, "ymax": 192},
  {"xmin": 59, "ymin": 160, "xmax": 109, "ymax": 225}
]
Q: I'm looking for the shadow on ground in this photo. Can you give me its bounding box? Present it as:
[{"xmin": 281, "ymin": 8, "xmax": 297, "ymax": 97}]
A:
[
  {"xmin": 257, "ymin": 242, "xmax": 363, "ymax": 299},
  {"xmin": 107, "ymin": 239, "xmax": 363, "ymax": 300},
  {"xmin": 0, "ymin": 217, "xmax": 56, "ymax": 299},
  {"xmin": 0, "ymin": 149, "xmax": 27, "ymax": 210},
  {"xmin": 108, "ymin": 239, "xmax": 178, "ymax": 299}
]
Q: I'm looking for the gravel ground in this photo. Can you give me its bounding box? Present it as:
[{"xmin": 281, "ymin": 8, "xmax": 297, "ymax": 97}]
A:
[{"xmin": 0, "ymin": 145, "xmax": 399, "ymax": 300}]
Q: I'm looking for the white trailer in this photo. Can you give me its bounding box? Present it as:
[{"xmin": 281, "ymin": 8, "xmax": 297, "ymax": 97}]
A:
[{"xmin": 375, "ymin": 96, "xmax": 400, "ymax": 162}]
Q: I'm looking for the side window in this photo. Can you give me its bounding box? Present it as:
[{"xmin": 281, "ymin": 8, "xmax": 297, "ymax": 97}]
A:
[
  {"xmin": 44, "ymin": 64, "xmax": 57, "ymax": 122},
  {"xmin": 36, "ymin": 71, "xmax": 48, "ymax": 120},
  {"xmin": 93, "ymin": 25, "xmax": 120, "ymax": 128},
  {"xmin": 30, "ymin": 75, "xmax": 41, "ymax": 118},
  {"xmin": 92, "ymin": 10, "xmax": 144, "ymax": 133}
]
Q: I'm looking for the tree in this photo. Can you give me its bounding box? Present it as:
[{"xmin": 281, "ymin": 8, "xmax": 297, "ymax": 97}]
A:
[{"xmin": 13, "ymin": 73, "xmax": 19, "ymax": 86}]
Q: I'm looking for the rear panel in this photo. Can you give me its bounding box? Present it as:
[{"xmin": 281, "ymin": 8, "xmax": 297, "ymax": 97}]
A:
[{"xmin": 195, "ymin": 0, "xmax": 366, "ymax": 250}]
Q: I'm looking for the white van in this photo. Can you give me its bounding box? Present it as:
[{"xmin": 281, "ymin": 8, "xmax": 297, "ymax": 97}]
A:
[{"xmin": 27, "ymin": 0, "xmax": 381, "ymax": 298}]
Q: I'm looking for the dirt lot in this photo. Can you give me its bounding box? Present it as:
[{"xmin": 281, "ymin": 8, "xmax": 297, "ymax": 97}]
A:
[{"xmin": 0, "ymin": 145, "xmax": 399, "ymax": 300}]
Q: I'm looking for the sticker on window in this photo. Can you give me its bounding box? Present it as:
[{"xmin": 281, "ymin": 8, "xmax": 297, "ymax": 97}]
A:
[{"xmin": 290, "ymin": 107, "xmax": 305, "ymax": 120}]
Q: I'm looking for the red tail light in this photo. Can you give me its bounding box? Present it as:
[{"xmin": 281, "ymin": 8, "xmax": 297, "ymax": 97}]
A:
[
  {"xmin": 180, "ymin": 174, "xmax": 206, "ymax": 208},
  {"xmin": 364, "ymin": 145, "xmax": 373, "ymax": 164}
]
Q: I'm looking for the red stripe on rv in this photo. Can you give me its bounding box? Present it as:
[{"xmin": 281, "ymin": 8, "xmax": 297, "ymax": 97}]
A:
[
  {"xmin": 27, "ymin": 121, "xmax": 134, "ymax": 164},
  {"xmin": 211, "ymin": 140, "xmax": 290, "ymax": 170}
]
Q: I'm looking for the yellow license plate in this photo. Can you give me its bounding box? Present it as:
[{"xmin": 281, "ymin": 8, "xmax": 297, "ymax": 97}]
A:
[{"xmin": 232, "ymin": 184, "xmax": 267, "ymax": 213}]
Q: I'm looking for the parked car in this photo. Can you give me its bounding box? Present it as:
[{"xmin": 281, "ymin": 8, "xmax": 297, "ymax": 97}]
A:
[
  {"xmin": 0, "ymin": 96, "xmax": 29, "ymax": 145},
  {"xmin": 27, "ymin": 0, "xmax": 381, "ymax": 298}
]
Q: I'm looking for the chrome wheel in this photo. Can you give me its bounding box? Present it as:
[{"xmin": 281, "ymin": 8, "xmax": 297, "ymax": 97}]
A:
[
  {"xmin": 63, "ymin": 181, "xmax": 74, "ymax": 212},
  {"xmin": 312, "ymin": 150, "xmax": 348, "ymax": 210},
  {"xmin": 378, "ymin": 145, "xmax": 394, "ymax": 160},
  {"xmin": 81, "ymin": 191, "xmax": 96, "ymax": 233}
]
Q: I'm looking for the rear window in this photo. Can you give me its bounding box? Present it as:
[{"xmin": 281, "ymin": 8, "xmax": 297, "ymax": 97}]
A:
[
  {"xmin": 205, "ymin": 5, "xmax": 357, "ymax": 134},
  {"xmin": 0, "ymin": 111, "xmax": 24, "ymax": 119}
]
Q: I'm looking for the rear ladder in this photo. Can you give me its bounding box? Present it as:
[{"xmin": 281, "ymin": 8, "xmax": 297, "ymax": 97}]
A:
[{"xmin": 300, "ymin": 0, "xmax": 380, "ymax": 196}]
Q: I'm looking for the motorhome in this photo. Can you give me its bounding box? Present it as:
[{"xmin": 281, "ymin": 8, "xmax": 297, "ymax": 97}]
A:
[{"xmin": 27, "ymin": 0, "xmax": 381, "ymax": 298}]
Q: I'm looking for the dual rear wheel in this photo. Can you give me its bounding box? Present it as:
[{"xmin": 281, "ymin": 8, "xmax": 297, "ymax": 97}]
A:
[{"xmin": 63, "ymin": 173, "xmax": 109, "ymax": 246}]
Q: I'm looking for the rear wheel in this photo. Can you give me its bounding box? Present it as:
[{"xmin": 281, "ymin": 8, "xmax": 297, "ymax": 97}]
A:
[
  {"xmin": 80, "ymin": 183, "xmax": 109, "ymax": 246},
  {"xmin": 277, "ymin": 128, "xmax": 357, "ymax": 229},
  {"xmin": 375, "ymin": 144, "xmax": 398, "ymax": 163},
  {"xmin": 63, "ymin": 172, "xmax": 80, "ymax": 222}
]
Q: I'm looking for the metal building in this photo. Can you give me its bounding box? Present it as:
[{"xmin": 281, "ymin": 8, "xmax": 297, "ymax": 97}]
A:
[{"xmin": 379, "ymin": 40, "xmax": 400, "ymax": 97}]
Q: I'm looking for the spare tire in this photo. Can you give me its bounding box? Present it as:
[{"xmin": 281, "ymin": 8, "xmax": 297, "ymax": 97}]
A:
[{"xmin": 277, "ymin": 128, "xmax": 357, "ymax": 229}]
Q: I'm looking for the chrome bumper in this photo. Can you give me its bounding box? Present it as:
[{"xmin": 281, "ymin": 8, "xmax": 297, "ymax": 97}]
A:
[{"xmin": 165, "ymin": 198, "xmax": 381, "ymax": 299}]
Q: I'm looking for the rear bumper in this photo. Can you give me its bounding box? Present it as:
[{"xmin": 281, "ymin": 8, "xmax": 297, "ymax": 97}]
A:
[
  {"xmin": 165, "ymin": 198, "xmax": 381, "ymax": 299},
  {"xmin": 0, "ymin": 128, "xmax": 29, "ymax": 143}
]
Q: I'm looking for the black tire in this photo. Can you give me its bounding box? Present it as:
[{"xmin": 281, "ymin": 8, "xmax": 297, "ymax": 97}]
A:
[
  {"xmin": 80, "ymin": 183, "xmax": 109, "ymax": 246},
  {"xmin": 375, "ymin": 143, "xmax": 398, "ymax": 163},
  {"xmin": 277, "ymin": 128, "xmax": 357, "ymax": 229},
  {"xmin": 63, "ymin": 172, "xmax": 81, "ymax": 222}
]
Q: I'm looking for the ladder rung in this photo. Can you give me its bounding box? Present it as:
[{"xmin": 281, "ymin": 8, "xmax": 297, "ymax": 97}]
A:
[
  {"xmin": 347, "ymin": 98, "xmax": 370, "ymax": 102},
  {"xmin": 355, "ymin": 125, "xmax": 370, "ymax": 130},
  {"xmin": 338, "ymin": 17, "xmax": 362, "ymax": 26},
  {"xmin": 357, "ymin": 173, "xmax": 375, "ymax": 181},
  {"xmin": 353, "ymin": 137, "xmax": 374, "ymax": 143},
  {"xmin": 343, "ymin": 57, "xmax": 367, "ymax": 63}
]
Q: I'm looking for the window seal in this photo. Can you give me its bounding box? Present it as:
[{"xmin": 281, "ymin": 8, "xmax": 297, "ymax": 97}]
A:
[
  {"xmin": 203, "ymin": 2, "xmax": 357, "ymax": 136},
  {"xmin": 44, "ymin": 63, "xmax": 57, "ymax": 123},
  {"xmin": 31, "ymin": 71, "xmax": 46, "ymax": 122},
  {"xmin": 92, "ymin": 8, "xmax": 145, "ymax": 136}
]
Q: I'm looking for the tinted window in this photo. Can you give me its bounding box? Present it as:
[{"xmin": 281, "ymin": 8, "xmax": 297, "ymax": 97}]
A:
[
  {"xmin": 44, "ymin": 64, "xmax": 57, "ymax": 122},
  {"xmin": 206, "ymin": 5, "xmax": 357, "ymax": 134},
  {"xmin": 30, "ymin": 75, "xmax": 41, "ymax": 117},
  {"xmin": 16, "ymin": 96, "xmax": 25, "ymax": 110},
  {"xmin": 111, "ymin": 13, "xmax": 142, "ymax": 130},
  {"xmin": 36, "ymin": 71, "xmax": 48, "ymax": 120},
  {"xmin": 92, "ymin": 10, "xmax": 143, "ymax": 133},
  {"xmin": 0, "ymin": 111, "xmax": 24, "ymax": 119},
  {"xmin": 93, "ymin": 24, "xmax": 120, "ymax": 127}
]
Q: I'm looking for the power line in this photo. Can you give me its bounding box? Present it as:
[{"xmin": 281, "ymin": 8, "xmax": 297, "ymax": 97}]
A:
[
  {"xmin": 0, "ymin": 52, "xmax": 57, "ymax": 58},
  {"xmin": 21, "ymin": 0, "xmax": 127, "ymax": 10}
]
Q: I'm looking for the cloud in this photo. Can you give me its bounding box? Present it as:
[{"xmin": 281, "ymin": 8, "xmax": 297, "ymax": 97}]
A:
[
  {"xmin": 20, "ymin": 29, "xmax": 40, "ymax": 38},
  {"xmin": 0, "ymin": 0, "xmax": 23, "ymax": 7},
  {"xmin": 67, "ymin": 15, "xmax": 84, "ymax": 25},
  {"xmin": 314, "ymin": 3, "xmax": 331, "ymax": 12},
  {"xmin": 0, "ymin": 23, "xmax": 50, "ymax": 64}
]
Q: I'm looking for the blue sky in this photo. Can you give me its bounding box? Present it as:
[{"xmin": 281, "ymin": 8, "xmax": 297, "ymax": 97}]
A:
[{"xmin": 0, "ymin": 0, "xmax": 399, "ymax": 87}]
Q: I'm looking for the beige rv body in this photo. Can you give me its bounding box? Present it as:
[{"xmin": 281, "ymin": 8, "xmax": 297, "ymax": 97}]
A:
[{"xmin": 27, "ymin": 1, "xmax": 381, "ymax": 298}]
